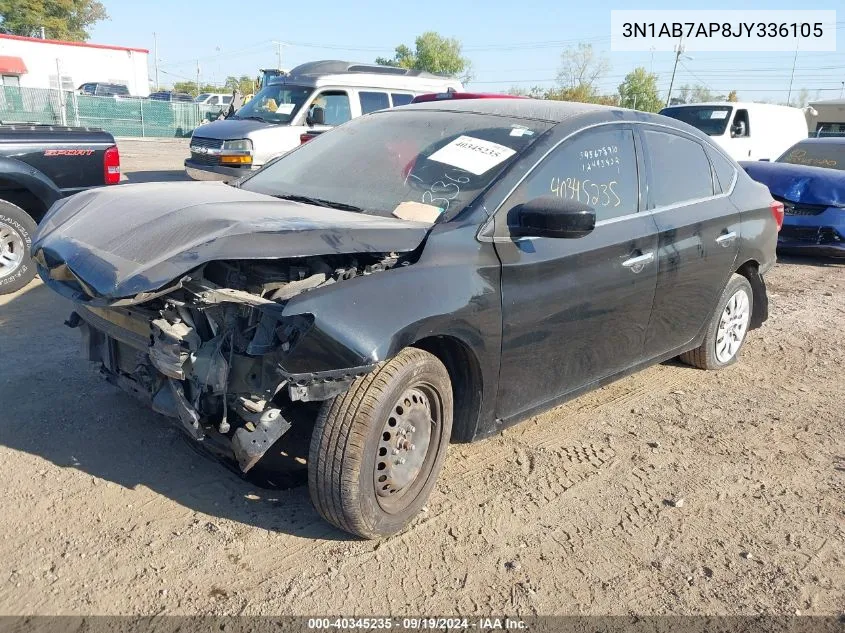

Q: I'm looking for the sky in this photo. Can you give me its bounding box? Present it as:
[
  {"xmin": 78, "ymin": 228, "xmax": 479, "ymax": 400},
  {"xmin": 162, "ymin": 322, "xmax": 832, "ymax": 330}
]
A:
[{"xmin": 90, "ymin": 0, "xmax": 845, "ymax": 103}]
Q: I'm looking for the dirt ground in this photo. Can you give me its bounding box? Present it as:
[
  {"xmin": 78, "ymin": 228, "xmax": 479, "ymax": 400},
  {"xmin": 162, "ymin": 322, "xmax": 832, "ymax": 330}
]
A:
[{"xmin": 0, "ymin": 140, "xmax": 842, "ymax": 616}]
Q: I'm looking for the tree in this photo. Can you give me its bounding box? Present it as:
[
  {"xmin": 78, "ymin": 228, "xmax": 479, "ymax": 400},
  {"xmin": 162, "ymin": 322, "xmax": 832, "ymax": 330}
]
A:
[
  {"xmin": 507, "ymin": 85, "xmax": 546, "ymax": 99},
  {"xmin": 173, "ymin": 81, "xmax": 220, "ymax": 96},
  {"xmin": 376, "ymin": 32, "xmax": 472, "ymax": 83},
  {"xmin": 545, "ymin": 85, "xmax": 618, "ymax": 106},
  {"xmin": 0, "ymin": 0, "xmax": 108, "ymax": 41},
  {"xmin": 792, "ymin": 88, "xmax": 810, "ymax": 108},
  {"xmin": 225, "ymin": 75, "xmax": 255, "ymax": 95},
  {"xmin": 556, "ymin": 44, "xmax": 609, "ymax": 92},
  {"xmin": 690, "ymin": 84, "xmax": 714, "ymax": 103},
  {"xmin": 727, "ymin": 90, "xmax": 739, "ymax": 102},
  {"xmin": 617, "ymin": 67, "xmax": 661, "ymax": 112}
]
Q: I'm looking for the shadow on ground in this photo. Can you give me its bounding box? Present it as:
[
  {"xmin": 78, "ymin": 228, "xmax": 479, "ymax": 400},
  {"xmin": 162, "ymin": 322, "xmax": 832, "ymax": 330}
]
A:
[
  {"xmin": 122, "ymin": 170, "xmax": 192, "ymax": 183},
  {"xmin": 0, "ymin": 283, "xmax": 349, "ymax": 541},
  {"xmin": 777, "ymin": 253, "xmax": 845, "ymax": 267}
]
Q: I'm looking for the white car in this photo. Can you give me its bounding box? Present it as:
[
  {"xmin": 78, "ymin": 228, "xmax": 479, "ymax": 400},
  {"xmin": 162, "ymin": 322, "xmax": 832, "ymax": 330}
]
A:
[{"xmin": 194, "ymin": 93, "xmax": 233, "ymax": 107}]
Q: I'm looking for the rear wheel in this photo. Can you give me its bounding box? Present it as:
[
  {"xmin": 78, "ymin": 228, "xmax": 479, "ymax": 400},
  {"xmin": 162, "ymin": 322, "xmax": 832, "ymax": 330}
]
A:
[
  {"xmin": 308, "ymin": 348, "xmax": 453, "ymax": 538},
  {"xmin": 0, "ymin": 200, "xmax": 37, "ymax": 296},
  {"xmin": 680, "ymin": 273, "xmax": 753, "ymax": 370}
]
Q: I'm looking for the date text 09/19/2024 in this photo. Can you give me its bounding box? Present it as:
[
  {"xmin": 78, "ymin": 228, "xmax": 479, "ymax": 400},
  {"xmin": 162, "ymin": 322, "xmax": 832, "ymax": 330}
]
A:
[{"xmin": 306, "ymin": 617, "xmax": 527, "ymax": 630}]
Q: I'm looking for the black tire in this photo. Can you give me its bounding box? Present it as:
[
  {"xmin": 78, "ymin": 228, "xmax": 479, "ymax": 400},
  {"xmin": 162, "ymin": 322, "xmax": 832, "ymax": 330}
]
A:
[
  {"xmin": 308, "ymin": 347, "xmax": 453, "ymax": 539},
  {"xmin": 680, "ymin": 273, "xmax": 754, "ymax": 370},
  {"xmin": 0, "ymin": 200, "xmax": 38, "ymax": 296}
]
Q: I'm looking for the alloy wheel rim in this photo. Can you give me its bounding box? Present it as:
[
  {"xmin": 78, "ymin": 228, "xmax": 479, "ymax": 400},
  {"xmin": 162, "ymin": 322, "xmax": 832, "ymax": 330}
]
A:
[
  {"xmin": 374, "ymin": 386, "xmax": 436, "ymax": 506},
  {"xmin": 715, "ymin": 288, "xmax": 750, "ymax": 363},
  {"xmin": 0, "ymin": 221, "xmax": 25, "ymax": 280}
]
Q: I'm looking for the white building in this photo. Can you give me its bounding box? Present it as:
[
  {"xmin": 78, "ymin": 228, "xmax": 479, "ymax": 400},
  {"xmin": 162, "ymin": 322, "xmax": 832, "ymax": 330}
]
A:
[{"xmin": 0, "ymin": 33, "xmax": 149, "ymax": 96}]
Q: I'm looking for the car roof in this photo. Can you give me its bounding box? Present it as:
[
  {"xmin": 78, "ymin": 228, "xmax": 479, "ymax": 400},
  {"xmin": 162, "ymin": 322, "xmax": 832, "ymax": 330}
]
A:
[
  {"xmin": 401, "ymin": 97, "xmax": 621, "ymax": 123},
  {"xmin": 793, "ymin": 136, "xmax": 845, "ymax": 145}
]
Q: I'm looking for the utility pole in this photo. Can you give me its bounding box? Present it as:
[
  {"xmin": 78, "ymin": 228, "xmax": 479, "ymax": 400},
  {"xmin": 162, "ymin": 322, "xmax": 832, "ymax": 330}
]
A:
[
  {"xmin": 196, "ymin": 60, "xmax": 201, "ymax": 95},
  {"xmin": 273, "ymin": 41, "xmax": 288, "ymax": 70},
  {"xmin": 153, "ymin": 32, "xmax": 159, "ymax": 89},
  {"xmin": 786, "ymin": 45, "xmax": 798, "ymax": 105},
  {"xmin": 665, "ymin": 38, "xmax": 684, "ymax": 107},
  {"xmin": 840, "ymin": 81, "xmax": 844, "ymax": 99},
  {"xmin": 649, "ymin": 46, "xmax": 656, "ymax": 74}
]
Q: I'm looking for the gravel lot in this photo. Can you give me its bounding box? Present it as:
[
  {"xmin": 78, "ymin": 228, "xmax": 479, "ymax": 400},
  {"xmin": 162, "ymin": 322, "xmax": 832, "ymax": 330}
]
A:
[{"xmin": 0, "ymin": 139, "xmax": 842, "ymax": 616}]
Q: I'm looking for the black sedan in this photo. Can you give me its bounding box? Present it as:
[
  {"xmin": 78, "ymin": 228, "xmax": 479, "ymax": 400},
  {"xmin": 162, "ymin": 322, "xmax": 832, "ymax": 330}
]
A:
[{"xmin": 32, "ymin": 100, "xmax": 779, "ymax": 538}]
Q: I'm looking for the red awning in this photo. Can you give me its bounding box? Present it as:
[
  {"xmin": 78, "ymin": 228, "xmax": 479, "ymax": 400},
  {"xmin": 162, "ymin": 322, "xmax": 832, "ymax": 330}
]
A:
[{"xmin": 0, "ymin": 56, "xmax": 27, "ymax": 75}]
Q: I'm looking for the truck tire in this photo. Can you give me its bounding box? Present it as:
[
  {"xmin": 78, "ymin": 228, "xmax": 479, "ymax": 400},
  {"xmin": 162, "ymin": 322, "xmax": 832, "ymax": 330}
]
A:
[
  {"xmin": 0, "ymin": 200, "xmax": 38, "ymax": 295},
  {"xmin": 308, "ymin": 347, "xmax": 453, "ymax": 539},
  {"xmin": 680, "ymin": 273, "xmax": 754, "ymax": 370}
]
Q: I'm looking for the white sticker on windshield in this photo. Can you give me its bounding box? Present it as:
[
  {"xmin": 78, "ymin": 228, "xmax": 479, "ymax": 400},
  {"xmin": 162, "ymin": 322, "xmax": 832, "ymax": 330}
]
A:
[
  {"xmin": 427, "ymin": 135, "xmax": 516, "ymax": 175},
  {"xmin": 710, "ymin": 110, "xmax": 729, "ymax": 119},
  {"xmin": 275, "ymin": 103, "xmax": 296, "ymax": 114}
]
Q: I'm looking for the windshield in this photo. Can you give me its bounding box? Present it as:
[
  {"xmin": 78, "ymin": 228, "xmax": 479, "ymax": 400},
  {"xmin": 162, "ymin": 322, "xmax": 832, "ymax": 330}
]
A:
[
  {"xmin": 777, "ymin": 142, "xmax": 843, "ymax": 170},
  {"xmin": 233, "ymin": 83, "xmax": 312, "ymax": 124},
  {"xmin": 241, "ymin": 110, "xmax": 551, "ymax": 219},
  {"xmin": 660, "ymin": 106, "xmax": 733, "ymax": 136},
  {"xmin": 195, "ymin": 93, "xmax": 211, "ymax": 102}
]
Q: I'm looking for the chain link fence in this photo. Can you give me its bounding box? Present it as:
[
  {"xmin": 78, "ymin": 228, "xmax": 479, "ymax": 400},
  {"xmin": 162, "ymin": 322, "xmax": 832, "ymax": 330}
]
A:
[{"xmin": 0, "ymin": 86, "xmax": 224, "ymax": 137}]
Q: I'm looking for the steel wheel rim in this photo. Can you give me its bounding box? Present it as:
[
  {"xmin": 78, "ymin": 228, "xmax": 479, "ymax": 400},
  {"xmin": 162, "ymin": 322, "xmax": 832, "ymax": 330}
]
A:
[
  {"xmin": 715, "ymin": 288, "xmax": 750, "ymax": 363},
  {"xmin": 374, "ymin": 384, "xmax": 440, "ymax": 511},
  {"xmin": 0, "ymin": 221, "xmax": 25, "ymax": 280}
]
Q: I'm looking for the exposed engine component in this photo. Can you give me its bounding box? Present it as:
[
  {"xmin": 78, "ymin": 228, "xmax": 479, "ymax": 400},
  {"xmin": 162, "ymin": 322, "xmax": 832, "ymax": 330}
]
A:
[{"xmin": 66, "ymin": 252, "xmax": 406, "ymax": 473}]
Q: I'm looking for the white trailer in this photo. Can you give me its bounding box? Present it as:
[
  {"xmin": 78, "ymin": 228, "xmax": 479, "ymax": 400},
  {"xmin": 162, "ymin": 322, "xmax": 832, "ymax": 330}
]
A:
[{"xmin": 0, "ymin": 33, "xmax": 149, "ymax": 97}]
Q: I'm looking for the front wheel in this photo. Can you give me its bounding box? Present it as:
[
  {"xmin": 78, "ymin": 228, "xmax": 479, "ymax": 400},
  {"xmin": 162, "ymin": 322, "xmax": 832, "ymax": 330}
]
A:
[
  {"xmin": 680, "ymin": 273, "xmax": 754, "ymax": 370},
  {"xmin": 0, "ymin": 200, "xmax": 38, "ymax": 296},
  {"xmin": 308, "ymin": 347, "xmax": 453, "ymax": 538}
]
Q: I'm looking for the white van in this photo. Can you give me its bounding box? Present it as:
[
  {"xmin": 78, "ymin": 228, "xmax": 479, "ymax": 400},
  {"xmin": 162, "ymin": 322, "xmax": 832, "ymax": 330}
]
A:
[
  {"xmin": 185, "ymin": 61, "xmax": 462, "ymax": 181},
  {"xmin": 659, "ymin": 102, "xmax": 808, "ymax": 162}
]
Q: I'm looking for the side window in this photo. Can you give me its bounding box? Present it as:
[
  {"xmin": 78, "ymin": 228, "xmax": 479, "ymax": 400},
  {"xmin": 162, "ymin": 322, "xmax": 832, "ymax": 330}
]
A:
[
  {"xmin": 310, "ymin": 91, "xmax": 352, "ymax": 126},
  {"xmin": 708, "ymin": 148, "xmax": 737, "ymax": 193},
  {"xmin": 208, "ymin": 96, "xmax": 219, "ymax": 105},
  {"xmin": 391, "ymin": 93, "xmax": 414, "ymax": 107},
  {"xmin": 731, "ymin": 109, "xmax": 750, "ymax": 138},
  {"xmin": 359, "ymin": 91, "xmax": 390, "ymax": 114},
  {"xmin": 509, "ymin": 127, "xmax": 639, "ymax": 222},
  {"xmin": 643, "ymin": 130, "xmax": 714, "ymax": 207}
]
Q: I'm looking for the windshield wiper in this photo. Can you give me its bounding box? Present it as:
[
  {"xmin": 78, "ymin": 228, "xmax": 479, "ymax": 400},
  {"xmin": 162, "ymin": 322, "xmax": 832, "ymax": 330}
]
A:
[
  {"xmin": 240, "ymin": 115, "xmax": 270, "ymax": 123},
  {"xmin": 273, "ymin": 194, "xmax": 366, "ymax": 213}
]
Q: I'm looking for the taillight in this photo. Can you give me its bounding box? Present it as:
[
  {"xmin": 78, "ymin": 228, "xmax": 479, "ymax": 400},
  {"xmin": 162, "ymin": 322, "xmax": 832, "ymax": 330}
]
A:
[
  {"xmin": 769, "ymin": 200, "xmax": 784, "ymax": 231},
  {"xmin": 104, "ymin": 145, "xmax": 120, "ymax": 185},
  {"xmin": 300, "ymin": 133, "xmax": 315, "ymax": 144}
]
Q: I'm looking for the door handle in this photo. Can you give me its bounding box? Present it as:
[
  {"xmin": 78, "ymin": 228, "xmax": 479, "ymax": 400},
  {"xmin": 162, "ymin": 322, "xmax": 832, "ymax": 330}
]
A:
[
  {"xmin": 621, "ymin": 252, "xmax": 654, "ymax": 271},
  {"xmin": 715, "ymin": 231, "xmax": 737, "ymax": 246}
]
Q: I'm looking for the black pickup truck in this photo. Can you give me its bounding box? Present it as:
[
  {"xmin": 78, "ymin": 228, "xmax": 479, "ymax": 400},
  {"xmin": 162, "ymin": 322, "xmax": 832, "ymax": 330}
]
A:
[{"xmin": 0, "ymin": 124, "xmax": 120, "ymax": 295}]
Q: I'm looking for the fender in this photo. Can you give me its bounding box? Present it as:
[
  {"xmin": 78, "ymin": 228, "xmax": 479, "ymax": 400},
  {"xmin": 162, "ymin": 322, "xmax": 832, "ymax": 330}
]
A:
[
  {"xmin": 274, "ymin": 221, "xmax": 504, "ymax": 438},
  {"xmin": 0, "ymin": 156, "xmax": 63, "ymax": 215}
]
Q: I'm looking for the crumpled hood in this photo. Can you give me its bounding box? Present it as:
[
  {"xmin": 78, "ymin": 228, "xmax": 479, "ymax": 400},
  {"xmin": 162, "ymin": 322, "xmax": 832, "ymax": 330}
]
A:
[
  {"xmin": 32, "ymin": 182, "xmax": 430, "ymax": 300},
  {"xmin": 740, "ymin": 161, "xmax": 845, "ymax": 207}
]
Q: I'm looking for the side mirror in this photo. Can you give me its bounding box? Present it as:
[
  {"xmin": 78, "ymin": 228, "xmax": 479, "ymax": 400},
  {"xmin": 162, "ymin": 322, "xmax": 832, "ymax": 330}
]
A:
[
  {"xmin": 308, "ymin": 106, "xmax": 326, "ymax": 126},
  {"xmin": 508, "ymin": 197, "xmax": 596, "ymax": 239}
]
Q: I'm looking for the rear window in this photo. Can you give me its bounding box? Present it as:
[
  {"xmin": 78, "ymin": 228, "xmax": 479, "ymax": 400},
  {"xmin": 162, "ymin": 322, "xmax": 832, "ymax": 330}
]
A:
[
  {"xmin": 776, "ymin": 142, "xmax": 844, "ymax": 170},
  {"xmin": 660, "ymin": 106, "xmax": 733, "ymax": 136}
]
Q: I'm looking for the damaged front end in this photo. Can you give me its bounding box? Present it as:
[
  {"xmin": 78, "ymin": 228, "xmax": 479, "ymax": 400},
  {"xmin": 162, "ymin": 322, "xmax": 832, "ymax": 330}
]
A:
[{"xmin": 63, "ymin": 253, "xmax": 405, "ymax": 472}]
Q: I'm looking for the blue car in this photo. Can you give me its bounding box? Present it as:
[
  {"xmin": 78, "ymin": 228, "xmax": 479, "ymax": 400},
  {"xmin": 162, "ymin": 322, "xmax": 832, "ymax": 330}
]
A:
[{"xmin": 742, "ymin": 137, "xmax": 845, "ymax": 257}]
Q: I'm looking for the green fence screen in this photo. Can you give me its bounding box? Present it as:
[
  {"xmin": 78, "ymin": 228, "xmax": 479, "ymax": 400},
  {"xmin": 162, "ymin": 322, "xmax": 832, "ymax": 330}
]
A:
[{"xmin": 0, "ymin": 86, "xmax": 224, "ymax": 137}]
